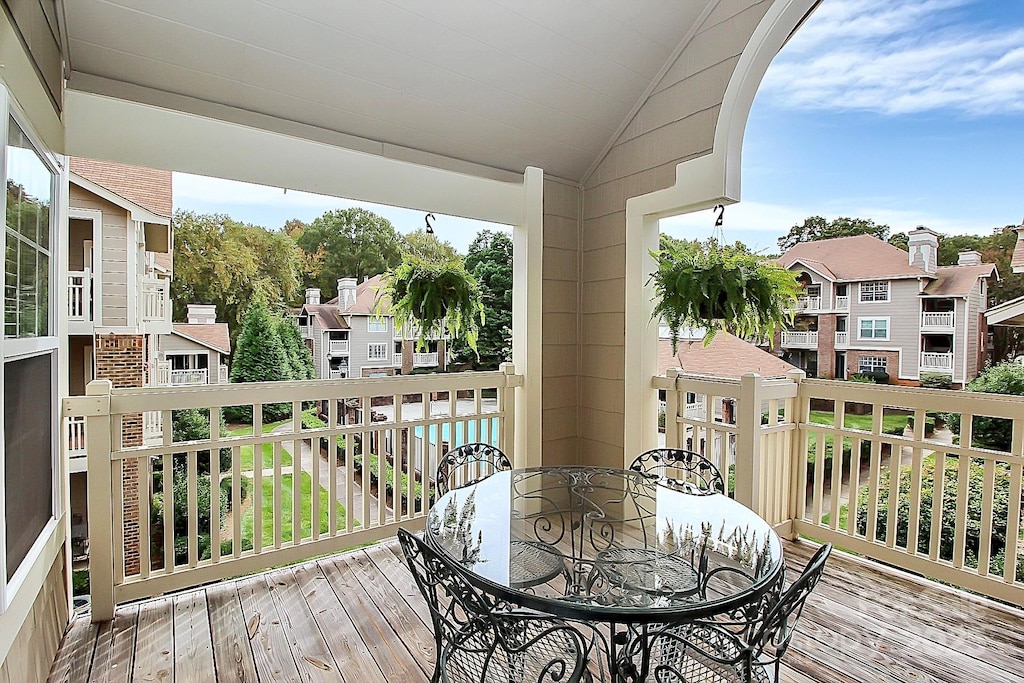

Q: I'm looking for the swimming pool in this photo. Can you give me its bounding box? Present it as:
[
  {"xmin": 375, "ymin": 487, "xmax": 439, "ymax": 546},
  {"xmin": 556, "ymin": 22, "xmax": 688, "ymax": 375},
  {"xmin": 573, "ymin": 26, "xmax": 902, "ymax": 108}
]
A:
[{"xmin": 414, "ymin": 417, "xmax": 500, "ymax": 448}]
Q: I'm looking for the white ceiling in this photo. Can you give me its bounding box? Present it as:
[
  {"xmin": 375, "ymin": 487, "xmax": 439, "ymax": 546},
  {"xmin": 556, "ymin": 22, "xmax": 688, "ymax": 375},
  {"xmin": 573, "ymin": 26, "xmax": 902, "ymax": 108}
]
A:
[{"xmin": 64, "ymin": 0, "xmax": 714, "ymax": 181}]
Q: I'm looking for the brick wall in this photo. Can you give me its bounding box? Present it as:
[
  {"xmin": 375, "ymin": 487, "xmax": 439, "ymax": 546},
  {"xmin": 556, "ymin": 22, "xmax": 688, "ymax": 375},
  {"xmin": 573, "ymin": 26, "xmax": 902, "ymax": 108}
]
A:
[
  {"xmin": 94, "ymin": 334, "xmax": 145, "ymax": 575},
  {"xmin": 847, "ymin": 350, "xmax": 900, "ymax": 383},
  {"xmin": 817, "ymin": 315, "xmax": 837, "ymax": 379}
]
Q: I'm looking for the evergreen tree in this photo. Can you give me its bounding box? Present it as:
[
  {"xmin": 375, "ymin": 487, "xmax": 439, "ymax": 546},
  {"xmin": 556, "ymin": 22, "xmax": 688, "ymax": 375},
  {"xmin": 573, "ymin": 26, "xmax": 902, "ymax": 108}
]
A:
[
  {"xmin": 449, "ymin": 230, "xmax": 513, "ymax": 369},
  {"xmin": 227, "ymin": 298, "xmax": 292, "ymax": 421},
  {"xmin": 276, "ymin": 316, "xmax": 316, "ymax": 380}
]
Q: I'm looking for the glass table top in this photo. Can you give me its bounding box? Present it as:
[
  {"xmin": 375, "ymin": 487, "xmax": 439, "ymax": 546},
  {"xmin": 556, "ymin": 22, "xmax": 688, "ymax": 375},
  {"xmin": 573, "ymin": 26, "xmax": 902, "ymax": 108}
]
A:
[{"xmin": 425, "ymin": 466, "xmax": 785, "ymax": 622}]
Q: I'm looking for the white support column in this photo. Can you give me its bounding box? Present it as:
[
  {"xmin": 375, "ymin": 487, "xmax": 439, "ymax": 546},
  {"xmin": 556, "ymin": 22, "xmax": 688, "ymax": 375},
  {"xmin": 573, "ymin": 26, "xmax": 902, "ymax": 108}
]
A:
[
  {"xmin": 85, "ymin": 379, "xmax": 115, "ymax": 622},
  {"xmin": 513, "ymin": 167, "xmax": 544, "ymax": 468},
  {"xmin": 623, "ymin": 211, "xmax": 661, "ymax": 463},
  {"xmin": 734, "ymin": 373, "xmax": 764, "ymax": 513}
]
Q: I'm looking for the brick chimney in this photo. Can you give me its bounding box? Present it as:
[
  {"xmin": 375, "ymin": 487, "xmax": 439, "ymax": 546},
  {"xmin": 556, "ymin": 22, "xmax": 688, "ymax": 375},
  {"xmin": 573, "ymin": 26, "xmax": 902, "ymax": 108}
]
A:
[
  {"xmin": 305, "ymin": 287, "xmax": 321, "ymax": 305},
  {"xmin": 957, "ymin": 250, "xmax": 982, "ymax": 266},
  {"xmin": 907, "ymin": 226, "xmax": 938, "ymax": 274},
  {"xmin": 186, "ymin": 304, "xmax": 217, "ymax": 324},
  {"xmin": 337, "ymin": 278, "xmax": 358, "ymax": 312}
]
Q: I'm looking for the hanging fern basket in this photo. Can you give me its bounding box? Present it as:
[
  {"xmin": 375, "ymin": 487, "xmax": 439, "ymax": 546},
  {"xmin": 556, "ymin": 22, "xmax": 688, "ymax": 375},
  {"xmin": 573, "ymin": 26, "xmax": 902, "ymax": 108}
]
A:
[
  {"xmin": 379, "ymin": 254, "xmax": 485, "ymax": 354},
  {"xmin": 650, "ymin": 238, "xmax": 800, "ymax": 351}
]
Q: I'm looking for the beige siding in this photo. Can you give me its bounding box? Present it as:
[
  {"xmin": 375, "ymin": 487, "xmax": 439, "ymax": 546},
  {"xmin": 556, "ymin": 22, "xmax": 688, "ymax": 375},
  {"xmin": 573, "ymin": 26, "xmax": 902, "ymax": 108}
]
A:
[
  {"xmin": 848, "ymin": 278, "xmax": 922, "ymax": 379},
  {"xmin": 0, "ymin": 550, "xmax": 67, "ymax": 683},
  {"xmin": 964, "ymin": 282, "xmax": 985, "ymax": 382},
  {"xmin": 542, "ymin": 178, "xmax": 580, "ymax": 467},
  {"xmin": 69, "ymin": 184, "xmax": 132, "ymax": 327},
  {"xmin": 577, "ymin": 1, "xmax": 771, "ymax": 469}
]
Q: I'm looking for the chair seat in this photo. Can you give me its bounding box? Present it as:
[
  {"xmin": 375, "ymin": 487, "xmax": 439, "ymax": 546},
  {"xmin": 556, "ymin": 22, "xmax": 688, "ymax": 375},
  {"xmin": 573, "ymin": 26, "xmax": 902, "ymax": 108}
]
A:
[
  {"xmin": 595, "ymin": 548, "xmax": 699, "ymax": 597},
  {"xmin": 648, "ymin": 624, "xmax": 772, "ymax": 683},
  {"xmin": 509, "ymin": 540, "xmax": 566, "ymax": 588}
]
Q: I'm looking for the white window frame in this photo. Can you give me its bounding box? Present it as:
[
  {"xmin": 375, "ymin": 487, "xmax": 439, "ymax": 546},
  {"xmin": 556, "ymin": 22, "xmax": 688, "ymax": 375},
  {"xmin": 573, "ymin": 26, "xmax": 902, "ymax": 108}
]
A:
[
  {"xmin": 367, "ymin": 316, "xmax": 387, "ymax": 333},
  {"xmin": 859, "ymin": 281, "xmax": 890, "ymax": 303},
  {"xmin": 0, "ymin": 91, "xmax": 62, "ymax": 612},
  {"xmin": 367, "ymin": 342, "xmax": 388, "ymax": 361},
  {"xmin": 858, "ymin": 355, "xmax": 888, "ymax": 373},
  {"xmin": 858, "ymin": 317, "xmax": 890, "ymax": 341}
]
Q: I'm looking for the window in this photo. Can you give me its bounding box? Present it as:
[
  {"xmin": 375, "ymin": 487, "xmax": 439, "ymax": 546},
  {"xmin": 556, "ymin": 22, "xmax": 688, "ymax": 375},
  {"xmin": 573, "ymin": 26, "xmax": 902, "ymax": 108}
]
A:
[
  {"xmin": 858, "ymin": 318, "xmax": 889, "ymax": 340},
  {"xmin": 367, "ymin": 342, "xmax": 388, "ymax": 361},
  {"xmin": 859, "ymin": 281, "xmax": 889, "ymax": 303},
  {"xmin": 859, "ymin": 356, "xmax": 888, "ymax": 373},
  {"xmin": 367, "ymin": 316, "xmax": 387, "ymax": 333},
  {"xmin": 2, "ymin": 112, "xmax": 59, "ymax": 594}
]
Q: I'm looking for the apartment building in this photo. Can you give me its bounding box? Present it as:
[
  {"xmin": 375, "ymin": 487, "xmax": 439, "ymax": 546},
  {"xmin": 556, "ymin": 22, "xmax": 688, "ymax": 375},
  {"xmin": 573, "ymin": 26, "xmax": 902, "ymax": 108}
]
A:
[
  {"xmin": 66, "ymin": 159, "xmax": 174, "ymax": 569},
  {"xmin": 775, "ymin": 227, "xmax": 996, "ymax": 386},
  {"xmin": 297, "ymin": 276, "xmax": 446, "ymax": 379},
  {"xmin": 153, "ymin": 304, "xmax": 230, "ymax": 387}
]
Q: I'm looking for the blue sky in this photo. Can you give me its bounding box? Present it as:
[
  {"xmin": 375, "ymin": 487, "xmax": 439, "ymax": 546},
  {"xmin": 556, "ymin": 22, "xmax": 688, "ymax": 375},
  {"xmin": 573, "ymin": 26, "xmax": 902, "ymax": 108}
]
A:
[{"xmin": 175, "ymin": 0, "xmax": 1024, "ymax": 255}]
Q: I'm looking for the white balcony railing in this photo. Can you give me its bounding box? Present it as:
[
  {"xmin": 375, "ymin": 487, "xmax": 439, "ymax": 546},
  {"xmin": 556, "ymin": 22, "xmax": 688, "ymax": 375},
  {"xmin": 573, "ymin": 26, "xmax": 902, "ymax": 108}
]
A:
[
  {"xmin": 68, "ymin": 269, "xmax": 91, "ymax": 322},
  {"xmin": 66, "ymin": 415, "xmax": 87, "ymax": 458},
  {"xmin": 65, "ymin": 367, "xmax": 521, "ymax": 622},
  {"xmin": 141, "ymin": 278, "xmax": 171, "ymax": 328},
  {"xmin": 328, "ymin": 339, "xmax": 349, "ymax": 355},
  {"xmin": 781, "ymin": 331, "xmax": 818, "ymax": 348},
  {"xmin": 413, "ymin": 352, "xmax": 439, "ymax": 367},
  {"xmin": 794, "ymin": 296, "xmax": 821, "ymax": 312},
  {"xmin": 143, "ymin": 411, "xmax": 163, "ymax": 443},
  {"xmin": 657, "ymin": 368, "xmax": 1024, "ymax": 606},
  {"xmin": 328, "ymin": 368, "xmax": 348, "ymax": 379},
  {"xmin": 920, "ymin": 352, "xmax": 954, "ymax": 371},
  {"xmin": 169, "ymin": 368, "xmax": 209, "ymax": 385},
  {"xmin": 835, "ymin": 295, "xmax": 849, "ymax": 311},
  {"xmin": 921, "ymin": 312, "xmax": 954, "ymax": 329},
  {"xmin": 218, "ymin": 365, "xmax": 229, "ymax": 384},
  {"xmin": 834, "ymin": 331, "xmax": 849, "ymax": 347}
]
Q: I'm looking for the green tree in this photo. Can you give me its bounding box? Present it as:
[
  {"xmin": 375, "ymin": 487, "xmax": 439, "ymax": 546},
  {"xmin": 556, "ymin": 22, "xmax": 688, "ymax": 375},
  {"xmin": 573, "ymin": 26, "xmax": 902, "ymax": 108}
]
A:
[
  {"xmin": 941, "ymin": 362, "xmax": 1024, "ymax": 451},
  {"xmin": 936, "ymin": 233, "xmax": 985, "ymax": 266},
  {"xmin": 777, "ymin": 216, "xmax": 890, "ymax": 251},
  {"xmin": 887, "ymin": 232, "xmax": 909, "ymax": 251},
  {"xmin": 276, "ymin": 317, "xmax": 316, "ymax": 380},
  {"xmin": 450, "ymin": 230, "xmax": 513, "ymax": 369},
  {"xmin": 295, "ymin": 208, "xmax": 402, "ymax": 299},
  {"xmin": 172, "ymin": 211, "xmax": 303, "ymax": 349},
  {"xmin": 402, "ymin": 228, "xmax": 459, "ymax": 261},
  {"xmin": 227, "ymin": 298, "xmax": 293, "ymax": 422}
]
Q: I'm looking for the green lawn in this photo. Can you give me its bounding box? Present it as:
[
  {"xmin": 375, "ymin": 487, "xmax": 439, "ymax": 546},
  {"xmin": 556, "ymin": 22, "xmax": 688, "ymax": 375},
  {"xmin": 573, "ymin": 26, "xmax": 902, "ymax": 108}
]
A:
[
  {"xmin": 809, "ymin": 410, "xmax": 910, "ymax": 433},
  {"xmin": 228, "ymin": 419, "xmax": 293, "ymax": 471},
  {"xmin": 240, "ymin": 471, "xmax": 346, "ymax": 546}
]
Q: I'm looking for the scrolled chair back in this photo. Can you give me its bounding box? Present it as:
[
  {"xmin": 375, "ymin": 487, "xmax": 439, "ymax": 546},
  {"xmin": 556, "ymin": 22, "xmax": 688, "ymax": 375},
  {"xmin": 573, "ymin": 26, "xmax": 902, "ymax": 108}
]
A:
[
  {"xmin": 398, "ymin": 528, "xmax": 594, "ymax": 683},
  {"xmin": 629, "ymin": 448, "xmax": 725, "ymax": 495},
  {"xmin": 436, "ymin": 442, "xmax": 512, "ymax": 496}
]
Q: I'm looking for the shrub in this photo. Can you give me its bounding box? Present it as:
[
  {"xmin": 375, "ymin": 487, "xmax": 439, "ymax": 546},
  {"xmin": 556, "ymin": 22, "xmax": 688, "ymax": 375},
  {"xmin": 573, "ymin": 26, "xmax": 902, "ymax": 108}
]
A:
[
  {"xmin": 171, "ymin": 407, "xmax": 232, "ymax": 473},
  {"xmin": 848, "ymin": 373, "xmax": 875, "ymax": 383},
  {"xmin": 941, "ymin": 362, "xmax": 1024, "ymax": 451},
  {"xmin": 920, "ymin": 373, "xmax": 953, "ymax": 390}
]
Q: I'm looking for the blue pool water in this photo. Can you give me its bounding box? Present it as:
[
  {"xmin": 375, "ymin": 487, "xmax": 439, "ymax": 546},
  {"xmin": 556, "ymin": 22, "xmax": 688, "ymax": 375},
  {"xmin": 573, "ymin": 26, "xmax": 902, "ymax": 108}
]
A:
[{"xmin": 414, "ymin": 418, "xmax": 500, "ymax": 448}]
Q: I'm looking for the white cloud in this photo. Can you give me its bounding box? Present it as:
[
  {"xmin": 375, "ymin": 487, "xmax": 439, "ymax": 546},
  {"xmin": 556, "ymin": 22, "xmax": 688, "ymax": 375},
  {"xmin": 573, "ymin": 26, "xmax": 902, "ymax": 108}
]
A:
[{"xmin": 762, "ymin": 0, "xmax": 1024, "ymax": 115}]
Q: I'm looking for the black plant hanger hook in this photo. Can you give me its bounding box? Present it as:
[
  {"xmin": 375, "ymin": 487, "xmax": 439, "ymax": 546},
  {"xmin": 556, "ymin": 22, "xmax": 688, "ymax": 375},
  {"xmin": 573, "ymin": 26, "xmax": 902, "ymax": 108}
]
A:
[
  {"xmin": 711, "ymin": 204, "xmax": 725, "ymax": 241},
  {"xmin": 425, "ymin": 212, "xmax": 436, "ymax": 235}
]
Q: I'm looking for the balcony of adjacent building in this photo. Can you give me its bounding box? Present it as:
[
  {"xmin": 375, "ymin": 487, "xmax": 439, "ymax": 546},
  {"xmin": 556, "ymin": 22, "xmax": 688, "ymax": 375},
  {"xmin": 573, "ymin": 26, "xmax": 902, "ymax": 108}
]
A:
[
  {"xmin": 920, "ymin": 335, "xmax": 955, "ymax": 374},
  {"xmin": 66, "ymin": 269, "xmax": 172, "ymax": 335},
  {"xmin": 921, "ymin": 299, "xmax": 956, "ymax": 332}
]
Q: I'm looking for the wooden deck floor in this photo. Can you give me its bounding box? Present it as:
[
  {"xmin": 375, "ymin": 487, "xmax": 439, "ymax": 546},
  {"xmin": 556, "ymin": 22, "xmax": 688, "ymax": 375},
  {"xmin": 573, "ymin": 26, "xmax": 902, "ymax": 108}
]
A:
[{"xmin": 47, "ymin": 539, "xmax": 1024, "ymax": 683}]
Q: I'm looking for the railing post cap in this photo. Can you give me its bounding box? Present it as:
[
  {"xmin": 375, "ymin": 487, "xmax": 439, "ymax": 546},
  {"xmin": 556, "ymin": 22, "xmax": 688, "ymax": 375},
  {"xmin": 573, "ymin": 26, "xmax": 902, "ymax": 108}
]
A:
[
  {"xmin": 667, "ymin": 367, "xmax": 682, "ymax": 379},
  {"xmin": 86, "ymin": 379, "xmax": 114, "ymax": 395},
  {"xmin": 501, "ymin": 362, "xmax": 516, "ymax": 375}
]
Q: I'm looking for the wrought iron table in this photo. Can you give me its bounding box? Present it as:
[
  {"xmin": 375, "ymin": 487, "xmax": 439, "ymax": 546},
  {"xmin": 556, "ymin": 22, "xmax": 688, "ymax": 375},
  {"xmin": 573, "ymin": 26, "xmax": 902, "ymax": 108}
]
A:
[{"xmin": 425, "ymin": 466, "xmax": 785, "ymax": 681}]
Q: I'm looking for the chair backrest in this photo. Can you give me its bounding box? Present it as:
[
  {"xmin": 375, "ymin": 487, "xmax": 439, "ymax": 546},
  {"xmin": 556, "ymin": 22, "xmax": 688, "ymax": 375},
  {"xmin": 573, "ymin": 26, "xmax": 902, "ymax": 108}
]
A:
[
  {"xmin": 436, "ymin": 442, "xmax": 511, "ymax": 496},
  {"xmin": 629, "ymin": 448, "xmax": 725, "ymax": 494},
  {"xmin": 749, "ymin": 543, "xmax": 831, "ymax": 662}
]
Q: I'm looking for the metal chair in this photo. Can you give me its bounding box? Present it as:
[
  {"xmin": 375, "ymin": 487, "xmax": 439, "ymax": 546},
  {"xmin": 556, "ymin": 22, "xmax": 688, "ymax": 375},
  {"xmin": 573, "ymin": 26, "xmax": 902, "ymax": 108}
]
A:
[
  {"xmin": 436, "ymin": 443, "xmax": 566, "ymax": 589},
  {"xmin": 628, "ymin": 448, "xmax": 726, "ymax": 495},
  {"xmin": 643, "ymin": 543, "xmax": 832, "ymax": 682},
  {"xmin": 398, "ymin": 528, "xmax": 595, "ymax": 683}
]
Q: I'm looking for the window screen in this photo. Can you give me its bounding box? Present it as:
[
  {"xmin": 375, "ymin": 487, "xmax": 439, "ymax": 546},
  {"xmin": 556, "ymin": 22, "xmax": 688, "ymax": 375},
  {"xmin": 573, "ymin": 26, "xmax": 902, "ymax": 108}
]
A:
[{"xmin": 5, "ymin": 353, "xmax": 54, "ymax": 578}]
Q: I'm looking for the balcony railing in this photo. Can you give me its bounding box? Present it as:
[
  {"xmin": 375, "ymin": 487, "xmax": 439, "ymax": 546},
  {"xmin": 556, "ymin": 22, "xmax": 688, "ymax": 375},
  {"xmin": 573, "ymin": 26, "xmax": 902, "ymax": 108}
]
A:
[
  {"xmin": 794, "ymin": 296, "xmax": 821, "ymax": 312},
  {"xmin": 834, "ymin": 331, "xmax": 849, "ymax": 347},
  {"xmin": 218, "ymin": 364, "xmax": 229, "ymax": 384},
  {"xmin": 921, "ymin": 312, "xmax": 955, "ymax": 329},
  {"xmin": 64, "ymin": 367, "xmax": 521, "ymax": 621},
  {"xmin": 328, "ymin": 368, "xmax": 347, "ymax": 379},
  {"xmin": 835, "ymin": 295, "xmax": 849, "ymax": 311},
  {"xmin": 68, "ymin": 269, "xmax": 91, "ymax": 322},
  {"xmin": 67, "ymin": 415, "xmax": 87, "ymax": 458},
  {"xmin": 169, "ymin": 368, "xmax": 209, "ymax": 385},
  {"xmin": 141, "ymin": 278, "xmax": 172, "ymax": 331},
  {"xmin": 328, "ymin": 339, "xmax": 349, "ymax": 355},
  {"xmin": 781, "ymin": 330, "xmax": 818, "ymax": 348},
  {"xmin": 920, "ymin": 352, "xmax": 954, "ymax": 371},
  {"xmin": 657, "ymin": 368, "xmax": 1024, "ymax": 606},
  {"xmin": 143, "ymin": 411, "xmax": 163, "ymax": 443},
  {"xmin": 413, "ymin": 352, "xmax": 439, "ymax": 367}
]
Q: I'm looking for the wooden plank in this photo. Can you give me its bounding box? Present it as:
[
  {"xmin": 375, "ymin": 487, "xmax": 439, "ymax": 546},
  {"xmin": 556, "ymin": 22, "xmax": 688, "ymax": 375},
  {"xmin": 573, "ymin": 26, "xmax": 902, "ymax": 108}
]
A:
[
  {"xmin": 376, "ymin": 542, "xmax": 432, "ymax": 628},
  {"xmin": 294, "ymin": 562, "xmax": 389, "ymax": 683},
  {"xmin": 88, "ymin": 605, "xmax": 138, "ymax": 683},
  {"xmin": 173, "ymin": 591, "xmax": 216, "ymax": 682},
  {"xmin": 132, "ymin": 598, "xmax": 174, "ymax": 683},
  {"xmin": 46, "ymin": 617, "xmax": 97, "ymax": 683},
  {"xmin": 265, "ymin": 566, "xmax": 340, "ymax": 681},
  {"xmin": 319, "ymin": 552, "xmax": 429, "ymax": 681},
  {"xmin": 206, "ymin": 582, "xmax": 259, "ymax": 683},
  {"xmin": 236, "ymin": 574, "xmax": 302, "ymax": 681}
]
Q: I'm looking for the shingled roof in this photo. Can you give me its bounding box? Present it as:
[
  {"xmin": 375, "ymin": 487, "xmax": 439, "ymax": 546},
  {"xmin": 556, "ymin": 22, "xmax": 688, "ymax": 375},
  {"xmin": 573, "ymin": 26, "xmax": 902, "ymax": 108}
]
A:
[
  {"xmin": 925, "ymin": 264, "xmax": 998, "ymax": 297},
  {"xmin": 171, "ymin": 323, "xmax": 231, "ymax": 355},
  {"xmin": 658, "ymin": 332, "xmax": 796, "ymax": 380},
  {"xmin": 777, "ymin": 235, "xmax": 924, "ymax": 281}
]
